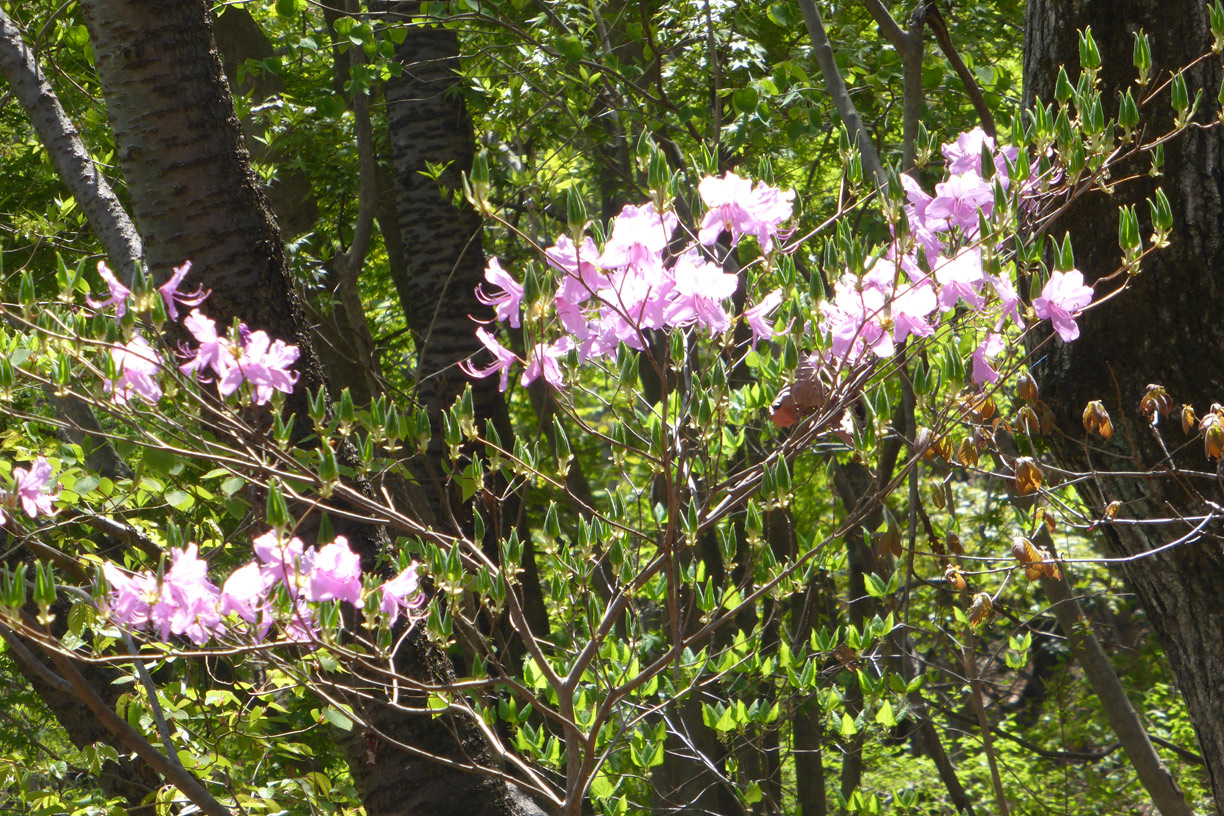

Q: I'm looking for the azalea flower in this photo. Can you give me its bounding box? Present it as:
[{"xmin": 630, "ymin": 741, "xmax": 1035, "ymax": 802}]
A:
[
  {"xmin": 160, "ymin": 544, "xmax": 222, "ymax": 645},
  {"xmin": 460, "ymin": 327, "xmax": 518, "ymax": 392},
  {"xmin": 697, "ymin": 171, "xmax": 794, "ymax": 252},
  {"xmin": 925, "ymin": 172, "xmax": 995, "ymax": 234},
  {"xmin": 599, "ymin": 203, "xmax": 677, "ymax": 274},
  {"xmin": 222, "ymin": 328, "xmax": 299, "ymax": 405},
  {"xmin": 86, "ymin": 261, "xmax": 132, "ymax": 318},
  {"xmin": 158, "ymin": 261, "xmax": 209, "ymax": 321},
  {"xmin": 972, "ymin": 333, "xmax": 1007, "ymax": 384},
  {"xmin": 475, "ymin": 258, "xmax": 523, "ymax": 327},
  {"xmin": 306, "ymin": 536, "xmax": 364, "ymax": 608},
  {"xmin": 1034, "ymin": 269, "xmax": 1094, "ymax": 342},
  {"xmin": 379, "ymin": 562, "xmax": 425, "ymax": 626},
  {"xmin": 13, "ymin": 456, "xmax": 59, "ymax": 518},
  {"xmin": 106, "ymin": 336, "xmax": 163, "ymax": 405},
  {"xmin": 663, "ymin": 251, "xmax": 738, "ymax": 334},
  {"xmin": 180, "ymin": 309, "xmax": 234, "ymax": 381},
  {"xmin": 521, "ymin": 338, "xmax": 572, "ymax": 389},
  {"xmin": 218, "ymin": 562, "xmax": 273, "ymax": 639},
  {"xmin": 934, "ymin": 249, "xmax": 987, "ymax": 312},
  {"xmin": 101, "ymin": 562, "xmax": 159, "ymax": 629},
  {"xmin": 744, "ymin": 289, "xmax": 784, "ymax": 347}
]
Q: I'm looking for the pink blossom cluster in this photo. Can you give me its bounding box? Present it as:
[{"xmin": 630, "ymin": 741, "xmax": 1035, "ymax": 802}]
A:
[
  {"xmin": 822, "ymin": 127, "xmax": 1094, "ymax": 385},
  {"xmin": 0, "ymin": 456, "xmax": 60, "ymax": 526},
  {"xmin": 101, "ymin": 531, "xmax": 424, "ymax": 646},
  {"xmin": 463, "ymin": 171, "xmax": 793, "ymax": 390},
  {"xmin": 87, "ymin": 261, "xmax": 299, "ymax": 405}
]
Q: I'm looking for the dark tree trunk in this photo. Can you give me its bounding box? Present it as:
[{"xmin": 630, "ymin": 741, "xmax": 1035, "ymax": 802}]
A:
[
  {"xmin": 1024, "ymin": 2, "xmax": 1224, "ymax": 808},
  {"xmin": 75, "ymin": 3, "xmax": 545, "ymax": 815}
]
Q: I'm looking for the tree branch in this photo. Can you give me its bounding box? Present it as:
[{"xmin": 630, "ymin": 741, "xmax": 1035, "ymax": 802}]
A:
[
  {"xmin": 797, "ymin": 0, "xmax": 887, "ymax": 187},
  {"xmin": 0, "ymin": 7, "xmax": 143, "ymax": 280},
  {"xmin": 925, "ymin": 2, "xmax": 996, "ymax": 137}
]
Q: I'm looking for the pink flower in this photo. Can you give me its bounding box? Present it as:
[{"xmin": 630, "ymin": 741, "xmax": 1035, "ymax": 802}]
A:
[
  {"xmin": 900, "ymin": 173, "xmax": 946, "ymax": 265},
  {"xmin": 1034, "ymin": 269, "xmax": 1094, "ymax": 342},
  {"xmin": 461, "ymin": 327, "xmax": 518, "ymax": 392},
  {"xmin": 224, "ymin": 328, "xmax": 299, "ymax": 405},
  {"xmin": 475, "ymin": 258, "xmax": 523, "ymax": 328},
  {"xmin": 744, "ymin": 289, "xmax": 784, "ymax": 346},
  {"xmin": 180, "ymin": 311, "xmax": 298, "ymax": 403},
  {"xmin": 664, "ymin": 251, "xmax": 738, "ymax": 334},
  {"xmin": 306, "ymin": 536, "xmax": 364, "ymax": 608},
  {"xmin": 219, "ymin": 562, "xmax": 273, "ymax": 638},
  {"xmin": 160, "ymin": 544, "xmax": 222, "ymax": 645},
  {"xmin": 599, "ymin": 203, "xmax": 677, "ymax": 274},
  {"xmin": 180, "ymin": 309, "xmax": 235, "ymax": 381},
  {"xmin": 521, "ymin": 338, "xmax": 572, "ymax": 389},
  {"xmin": 891, "ymin": 277, "xmax": 938, "ymax": 344},
  {"xmin": 13, "ymin": 456, "xmax": 59, "ymax": 517},
  {"xmin": 548, "ymin": 235, "xmax": 610, "ymax": 306},
  {"xmin": 106, "ymin": 336, "xmax": 163, "ymax": 405},
  {"xmin": 86, "ymin": 261, "xmax": 132, "ymax": 318},
  {"xmin": 158, "ymin": 261, "xmax": 209, "ymax": 321},
  {"xmin": 934, "ymin": 249, "xmax": 986, "ymax": 312},
  {"xmin": 253, "ymin": 530, "xmax": 313, "ymax": 595},
  {"xmin": 697, "ymin": 171, "xmax": 794, "ymax": 252},
  {"xmin": 379, "ymin": 562, "xmax": 425, "ymax": 626},
  {"xmin": 925, "ymin": 172, "xmax": 994, "ymax": 234},
  {"xmin": 990, "ymin": 274, "xmax": 1025, "ymax": 329},
  {"xmin": 101, "ymin": 562, "xmax": 159, "ymax": 629},
  {"xmin": 972, "ymin": 333, "xmax": 1007, "ymax": 385},
  {"xmin": 282, "ymin": 599, "xmax": 319, "ymax": 642}
]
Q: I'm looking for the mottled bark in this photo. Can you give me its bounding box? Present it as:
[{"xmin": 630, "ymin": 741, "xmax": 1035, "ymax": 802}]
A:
[
  {"xmin": 1024, "ymin": 2, "xmax": 1224, "ymax": 808},
  {"xmin": 0, "ymin": 9, "xmax": 143, "ymax": 280},
  {"xmin": 76, "ymin": 3, "xmax": 544, "ymax": 814}
]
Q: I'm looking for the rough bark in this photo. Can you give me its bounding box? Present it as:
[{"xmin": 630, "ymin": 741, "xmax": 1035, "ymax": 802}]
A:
[
  {"xmin": 75, "ymin": 3, "xmax": 545, "ymax": 814},
  {"xmin": 1024, "ymin": 2, "xmax": 1224, "ymax": 809}
]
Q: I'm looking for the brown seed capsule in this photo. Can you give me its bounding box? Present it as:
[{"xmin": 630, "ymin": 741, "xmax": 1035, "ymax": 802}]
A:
[
  {"xmin": 1140, "ymin": 384, "xmax": 1173, "ymax": 420},
  {"xmin": 968, "ymin": 592, "xmax": 993, "ymax": 626},
  {"xmin": 1201, "ymin": 413, "xmax": 1224, "ymax": 460},
  {"xmin": 1014, "ymin": 457, "xmax": 1043, "ymax": 496},
  {"xmin": 1016, "ymin": 405, "xmax": 1042, "ymax": 437},
  {"xmin": 1016, "ymin": 371, "xmax": 1039, "ymax": 403},
  {"xmin": 1083, "ymin": 400, "xmax": 1114, "ymax": 440},
  {"xmin": 914, "ymin": 427, "xmax": 937, "ymax": 460},
  {"xmin": 944, "ymin": 564, "xmax": 967, "ymax": 591},
  {"xmin": 1182, "ymin": 404, "xmax": 1198, "ymax": 436},
  {"xmin": 956, "ymin": 437, "xmax": 980, "ymax": 467},
  {"xmin": 1038, "ymin": 401, "xmax": 1058, "ymax": 436},
  {"xmin": 946, "ymin": 532, "xmax": 964, "ymax": 555},
  {"xmin": 1105, "ymin": 500, "xmax": 1122, "ymax": 520},
  {"xmin": 1011, "ymin": 537, "xmax": 1031, "ymax": 563}
]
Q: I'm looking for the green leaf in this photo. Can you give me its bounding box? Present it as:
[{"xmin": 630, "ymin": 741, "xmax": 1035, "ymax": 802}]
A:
[
  {"xmin": 589, "ymin": 772, "xmax": 614, "ymax": 800},
  {"xmin": 275, "ymin": 0, "xmax": 304, "ymax": 17},
  {"xmin": 875, "ymin": 700, "xmax": 896, "ymax": 727},
  {"xmin": 164, "ymin": 489, "xmax": 193, "ymax": 511},
  {"xmin": 732, "ymin": 86, "xmax": 760, "ymax": 114},
  {"xmin": 840, "ymin": 711, "xmax": 856, "ymax": 737},
  {"xmin": 322, "ymin": 707, "xmax": 353, "ymax": 731}
]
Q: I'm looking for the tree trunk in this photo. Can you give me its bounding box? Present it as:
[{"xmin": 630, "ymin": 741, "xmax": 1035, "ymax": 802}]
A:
[
  {"xmin": 1024, "ymin": 2, "xmax": 1224, "ymax": 809},
  {"xmin": 76, "ymin": 3, "xmax": 544, "ymax": 814}
]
